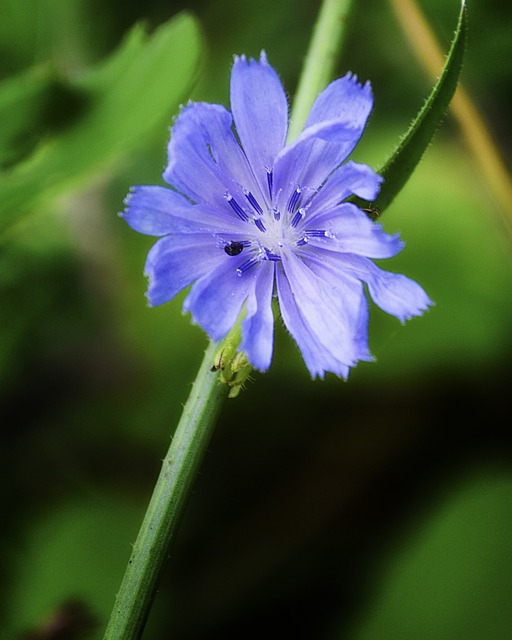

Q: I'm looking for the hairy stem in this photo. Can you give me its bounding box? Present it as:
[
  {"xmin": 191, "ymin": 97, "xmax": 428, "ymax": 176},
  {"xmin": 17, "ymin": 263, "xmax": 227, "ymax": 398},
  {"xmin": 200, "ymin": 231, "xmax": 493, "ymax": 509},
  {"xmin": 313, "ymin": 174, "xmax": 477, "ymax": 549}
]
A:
[{"xmin": 103, "ymin": 341, "xmax": 228, "ymax": 639}]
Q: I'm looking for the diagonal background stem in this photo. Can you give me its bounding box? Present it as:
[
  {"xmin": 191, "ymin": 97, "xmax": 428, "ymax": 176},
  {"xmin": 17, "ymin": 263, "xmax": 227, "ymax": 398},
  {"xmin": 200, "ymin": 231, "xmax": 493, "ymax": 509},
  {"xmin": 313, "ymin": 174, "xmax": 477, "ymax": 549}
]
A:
[{"xmin": 287, "ymin": 0, "xmax": 354, "ymax": 142}]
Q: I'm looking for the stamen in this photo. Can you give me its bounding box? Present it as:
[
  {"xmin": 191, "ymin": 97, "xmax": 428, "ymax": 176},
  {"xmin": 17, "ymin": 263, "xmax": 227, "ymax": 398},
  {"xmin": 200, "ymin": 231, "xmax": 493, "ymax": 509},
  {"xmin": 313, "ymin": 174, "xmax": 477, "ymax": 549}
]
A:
[
  {"xmin": 237, "ymin": 256, "xmax": 260, "ymax": 276},
  {"xmin": 287, "ymin": 188, "xmax": 301, "ymax": 213},
  {"xmin": 266, "ymin": 169, "xmax": 273, "ymax": 198},
  {"xmin": 305, "ymin": 229, "xmax": 332, "ymax": 238},
  {"xmin": 296, "ymin": 236, "xmax": 308, "ymax": 247},
  {"xmin": 264, "ymin": 249, "xmax": 281, "ymax": 262},
  {"xmin": 272, "ymin": 207, "xmax": 280, "ymax": 221},
  {"xmin": 254, "ymin": 218, "xmax": 266, "ymax": 233},
  {"xmin": 244, "ymin": 189, "xmax": 263, "ymax": 215},
  {"xmin": 287, "ymin": 187, "xmax": 302, "ymax": 213},
  {"xmin": 291, "ymin": 207, "xmax": 306, "ymax": 228},
  {"xmin": 225, "ymin": 192, "xmax": 249, "ymax": 221}
]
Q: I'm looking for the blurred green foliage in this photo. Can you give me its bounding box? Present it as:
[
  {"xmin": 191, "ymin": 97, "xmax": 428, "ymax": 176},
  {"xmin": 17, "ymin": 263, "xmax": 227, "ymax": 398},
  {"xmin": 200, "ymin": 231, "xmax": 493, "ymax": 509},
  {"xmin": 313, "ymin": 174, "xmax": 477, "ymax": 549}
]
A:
[
  {"xmin": 1, "ymin": 1, "xmax": 511, "ymax": 639},
  {"xmin": 0, "ymin": 13, "xmax": 201, "ymax": 229},
  {"xmin": 347, "ymin": 470, "xmax": 512, "ymax": 640}
]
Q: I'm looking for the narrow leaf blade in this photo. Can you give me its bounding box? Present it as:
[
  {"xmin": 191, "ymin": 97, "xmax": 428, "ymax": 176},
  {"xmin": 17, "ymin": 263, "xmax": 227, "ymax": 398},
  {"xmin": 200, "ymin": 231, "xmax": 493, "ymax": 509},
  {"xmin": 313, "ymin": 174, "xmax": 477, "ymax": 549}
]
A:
[{"xmin": 368, "ymin": 1, "xmax": 467, "ymax": 214}]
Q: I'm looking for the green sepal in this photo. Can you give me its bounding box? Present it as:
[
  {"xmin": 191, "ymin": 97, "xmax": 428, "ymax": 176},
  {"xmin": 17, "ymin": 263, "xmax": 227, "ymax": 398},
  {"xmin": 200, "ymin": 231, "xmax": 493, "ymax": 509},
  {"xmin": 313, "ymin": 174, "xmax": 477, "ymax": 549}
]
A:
[
  {"xmin": 211, "ymin": 314, "xmax": 253, "ymax": 398},
  {"xmin": 356, "ymin": 0, "xmax": 467, "ymax": 214}
]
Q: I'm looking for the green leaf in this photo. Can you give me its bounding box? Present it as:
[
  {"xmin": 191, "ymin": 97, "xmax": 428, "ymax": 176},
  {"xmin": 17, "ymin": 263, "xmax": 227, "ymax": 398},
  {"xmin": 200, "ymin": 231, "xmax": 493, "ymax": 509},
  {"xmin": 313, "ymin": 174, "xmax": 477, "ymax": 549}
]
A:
[
  {"xmin": 349, "ymin": 471, "xmax": 512, "ymax": 640},
  {"xmin": 0, "ymin": 67, "xmax": 87, "ymax": 170},
  {"xmin": 362, "ymin": 0, "xmax": 467, "ymax": 214},
  {"xmin": 0, "ymin": 12, "xmax": 202, "ymax": 234},
  {"xmin": 3, "ymin": 497, "xmax": 143, "ymax": 638}
]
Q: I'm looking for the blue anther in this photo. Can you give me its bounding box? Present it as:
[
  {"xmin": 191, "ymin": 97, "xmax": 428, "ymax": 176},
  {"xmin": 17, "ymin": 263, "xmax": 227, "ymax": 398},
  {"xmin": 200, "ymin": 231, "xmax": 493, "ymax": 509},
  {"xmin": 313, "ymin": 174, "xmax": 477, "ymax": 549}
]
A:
[
  {"xmin": 266, "ymin": 169, "xmax": 273, "ymax": 197},
  {"xmin": 237, "ymin": 256, "xmax": 260, "ymax": 276},
  {"xmin": 245, "ymin": 190, "xmax": 263, "ymax": 215},
  {"xmin": 291, "ymin": 207, "xmax": 306, "ymax": 228},
  {"xmin": 225, "ymin": 192, "xmax": 249, "ymax": 221},
  {"xmin": 305, "ymin": 229, "xmax": 329, "ymax": 238},
  {"xmin": 264, "ymin": 249, "xmax": 281, "ymax": 262},
  {"xmin": 254, "ymin": 218, "xmax": 266, "ymax": 233},
  {"xmin": 287, "ymin": 187, "xmax": 302, "ymax": 213}
]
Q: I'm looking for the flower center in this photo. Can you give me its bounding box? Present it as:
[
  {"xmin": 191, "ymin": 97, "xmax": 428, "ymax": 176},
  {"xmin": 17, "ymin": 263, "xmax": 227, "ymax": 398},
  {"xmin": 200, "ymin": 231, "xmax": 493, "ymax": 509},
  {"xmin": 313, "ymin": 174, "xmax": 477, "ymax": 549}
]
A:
[{"xmin": 222, "ymin": 176, "xmax": 331, "ymax": 276}]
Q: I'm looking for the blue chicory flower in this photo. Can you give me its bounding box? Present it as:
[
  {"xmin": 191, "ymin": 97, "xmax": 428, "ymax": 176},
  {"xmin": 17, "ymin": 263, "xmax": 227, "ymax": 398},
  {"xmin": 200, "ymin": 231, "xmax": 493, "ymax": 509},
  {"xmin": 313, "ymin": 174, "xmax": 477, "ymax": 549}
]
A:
[{"xmin": 123, "ymin": 52, "xmax": 432, "ymax": 378}]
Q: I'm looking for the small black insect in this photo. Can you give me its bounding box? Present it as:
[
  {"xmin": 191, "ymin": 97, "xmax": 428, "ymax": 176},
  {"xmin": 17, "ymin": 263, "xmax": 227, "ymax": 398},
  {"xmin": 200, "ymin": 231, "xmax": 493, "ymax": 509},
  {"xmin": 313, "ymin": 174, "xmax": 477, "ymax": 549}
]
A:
[
  {"xmin": 362, "ymin": 204, "xmax": 381, "ymax": 219},
  {"xmin": 224, "ymin": 241, "xmax": 244, "ymax": 256}
]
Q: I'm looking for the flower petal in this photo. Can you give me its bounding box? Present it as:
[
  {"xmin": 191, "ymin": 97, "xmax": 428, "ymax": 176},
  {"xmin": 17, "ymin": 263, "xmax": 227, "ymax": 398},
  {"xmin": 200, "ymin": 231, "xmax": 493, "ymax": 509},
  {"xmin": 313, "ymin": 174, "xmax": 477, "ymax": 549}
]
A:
[
  {"xmin": 276, "ymin": 264, "xmax": 351, "ymax": 378},
  {"xmin": 304, "ymin": 203, "xmax": 404, "ymax": 259},
  {"xmin": 300, "ymin": 252, "xmax": 373, "ymax": 363},
  {"xmin": 310, "ymin": 161, "xmax": 383, "ymax": 211},
  {"xmin": 272, "ymin": 119, "xmax": 360, "ymax": 206},
  {"xmin": 123, "ymin": 186, "xmax": 245, "ymax": 237},
  {"xmin": 362, "ymin": 262, "xmax": 433, "ymax": 321},
  {"xmin": 310, "ymin": 251, "xmax": 433, "ymax": 322},
  {"xmin": 164, "ymin": 102, "xmax": 262, "ymax": 209},
  {"xmin": 230, "ymin": 51, "xmax": 288, "ymax": 193},
  {"xmin": 183, "ymin": 257, "xmax": 259, "ymax": 341},
  {"xmin": 279, "ymin": 248, "xmax": 370, "ymax": 374},
  {"xmin": 145, "ymin": 233, "xmax": 224, "ymax": 306},
  {"xmin": 240, "ymin": 262, "xmax": 275, "ymax": 371},
  {"xmin": 305, "ymin": 73, "xmax": 373, "ymax": 131},
  {"xmin": 272, "ymin": 75, "xmax": 373, "ymax": 201}
]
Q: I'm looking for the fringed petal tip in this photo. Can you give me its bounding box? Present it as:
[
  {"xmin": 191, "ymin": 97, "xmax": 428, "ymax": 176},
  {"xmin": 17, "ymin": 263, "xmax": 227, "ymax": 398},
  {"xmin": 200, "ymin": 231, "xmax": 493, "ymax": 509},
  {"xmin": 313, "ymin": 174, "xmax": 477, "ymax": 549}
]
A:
[
  {"xmin": 308, "ymin": 342, "xmax": 376, "ymax": 380},
  {"xmin": 144, "ymin": 289, "xmax": 156, "ymax": 308},
  {"xmin": 370, "ymin": 271, "xmax": 434, "ymax": 324},
  {"xmin": 400, "ymin": 291, "xmax": 435, "ymax": 323},
  {"xmin": 121, "ymin": 184, "xmax": 140, "ymax": 210},
  {"xmin": 233, "ymin": 50, "xmax": 269, "ymax": 67},
  {"xmin": 120, "ymin": 185, "xmax": 150, "ymax": 232},
  {"xmin": 342, "ymin": 71, "xmax": 372, "ymax": 94},
  {"xmin": 390, "ymin": 277, "xmax": 434, "ymax": 324}
]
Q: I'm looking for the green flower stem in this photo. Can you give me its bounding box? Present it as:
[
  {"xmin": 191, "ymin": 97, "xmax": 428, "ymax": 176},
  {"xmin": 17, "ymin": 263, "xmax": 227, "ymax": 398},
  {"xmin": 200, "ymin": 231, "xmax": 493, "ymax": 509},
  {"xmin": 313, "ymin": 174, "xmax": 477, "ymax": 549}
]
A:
[
  {"xmin": 287, "ymin": 0, "xmax": 354, "ymax": 142},
  {"xmin": 103, "ymin": 340, "xmax": 228, "ymax": 640}
]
